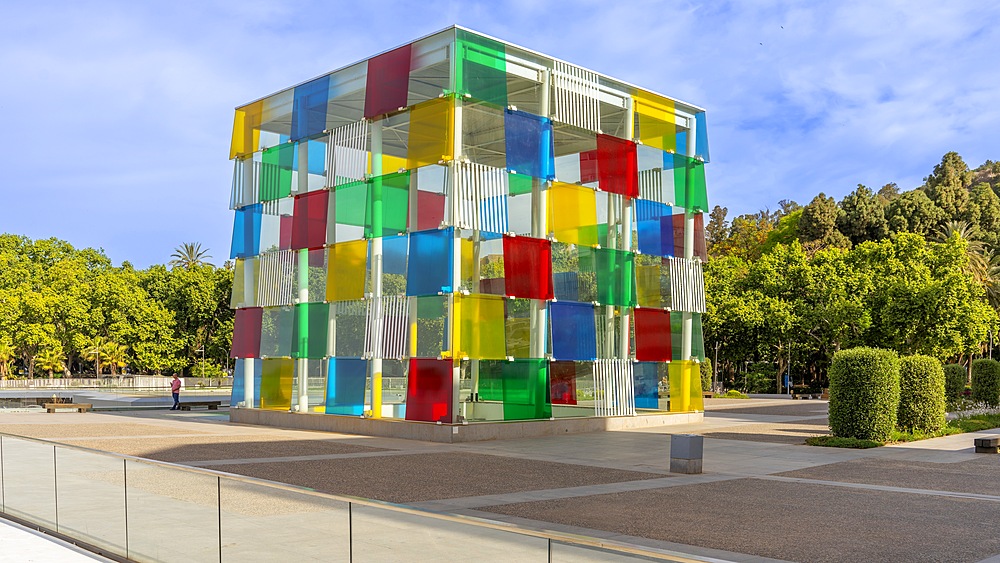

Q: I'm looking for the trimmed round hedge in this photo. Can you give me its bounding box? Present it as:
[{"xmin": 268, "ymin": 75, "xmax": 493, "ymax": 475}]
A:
[
  {"xmin": 942, "ymin": 363, "xmax": 967, "ymax": 400},
  {"xmin": 971, "ymin": 359, "xmax": 1000, "ymax": 406},
  {"xmin": 829, "ymin": 347, "xmax": 900, "ymax": 441},
  {"xmin": 896, "ymin": 355, "xmax": 945, "ymax": 433}
]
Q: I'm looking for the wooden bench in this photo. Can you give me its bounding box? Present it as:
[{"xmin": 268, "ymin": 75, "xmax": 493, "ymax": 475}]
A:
[
  {"xmin": 178, "ymin": 401, "xmax": 222, "ymax": 411},
  {"xmin": 974, "ymin": 436, "xmax": 999, "ymax": 454},
  {"xmin": 702, "ymin": 391, "xmax": 715, "ymax": 399},
  {"xmin": 791, "ymin": 391, "xmax": 821, "ymax": 400},
  {"xmin": 44, "ymin": 403, "xmax": 92, "ymax": 413}
]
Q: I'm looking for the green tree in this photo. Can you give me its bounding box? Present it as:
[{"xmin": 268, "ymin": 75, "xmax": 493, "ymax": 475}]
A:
[
  {"xmin": 34, "ymin": 347, "xmax": 65, "ymax": 378},
  {"xmin": 102, "ymin": 342, "xmax": 128, "ymax": 376},
  {"xmin": 924, "ymin": 151, "xmax": 972, "ymax": 221},
  {"xmin": 705, "ymin": 205, "xmax": 730, "ymax": 254},
  {"xmin": 885, "ymin": 190, "xmax": 946, "ymax": 236},
  {"xmin": 798, "ymin": 193, "xmax": 850, "ymax": 250},
  {"xmin": 836, "ymin": 184, "xmax": 889, "ymax": 245}
]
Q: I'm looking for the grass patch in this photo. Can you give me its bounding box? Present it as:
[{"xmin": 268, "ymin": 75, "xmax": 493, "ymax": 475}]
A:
[
  {"xmin": 949, "ymin": 413, "xmax": 1000, "ymax": 433},
  {"xmin": 805, "ymin": 435, "xmax": 882, "ymax": 449},
  {"xmin": 807, "ymin": 413, "xmax": 1000, "ymax": 448}
]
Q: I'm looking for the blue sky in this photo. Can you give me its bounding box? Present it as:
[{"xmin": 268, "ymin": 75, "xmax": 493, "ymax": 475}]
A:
[{"xmin": 2, "ymin": 1, "xmax": 998, "ymax": 268}]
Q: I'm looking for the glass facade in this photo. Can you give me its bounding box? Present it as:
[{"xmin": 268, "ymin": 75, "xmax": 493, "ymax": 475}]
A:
[{"xmin": 229, "ymin": 26, "xmax": 709, "ymax": 422}]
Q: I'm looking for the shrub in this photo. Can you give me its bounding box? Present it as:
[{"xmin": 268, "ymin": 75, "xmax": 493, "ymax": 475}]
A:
[
  {"xmin": 971, "ymin": 359, "xmax": 1000, "ymax": 406},
  {"xmin": 896, "ymin": 355, "xmax": 945, "ymax": 433},
  {"xmin": 806, "ymin": 435, "xmax": 882, "ymax": 449},
  {"xmin": 723, "ymin": 390, "xmax": 749, "ymax": 399},
  {"xmin": 700, "ymin": 358, "xmax": 713, "ymax": 391},
  {"xmin": 942, "ymin": 363, "xmax": 967, "ymax": 401},
  {"xmin": 828, "ymin": 347, "xmax": 900, "ymax": 441}
]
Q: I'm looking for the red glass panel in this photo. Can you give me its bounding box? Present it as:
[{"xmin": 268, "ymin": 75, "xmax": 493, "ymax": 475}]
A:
[
  {"xmin": 634, "ymin": 308, "xmax": 671, "ymax": 362},
  {"xmin": 550, "ymin": 361, "xmax": 577, "ymax": 405},
  {"xmin": 416, "ymin": 190, "xmax": 446, "ymax": 231},
  {"xmin": 596, "ymin": 134, "xmax": 638, "ymax": 198},
  {"xmin": 364, "ymin": 44, "xmax": 413, "ymax": 119},
  {"xmin": 279, "ymin": 215, "xmax": 293, "ymax": 251},
  {"xmin": 579, "ymin": 149, "xmax": 598, "ymax": 184},
  {"xmin": 230, "ymin": 307, "xmax": 263, "ymax": 358},
  {"xmin": 671, "ymin": 212, "xmax": 708, "ymax": 261},
  {"xmin": 405, "ymin": 358, "xmax": 453, "ymax": 423},
  {"xmin": 291, "ymin": 190, "xmax": 329, "ymax": 250},
  {"xmin": 503, "ymin": 235, "xmax": 553, "ymax": 300}
]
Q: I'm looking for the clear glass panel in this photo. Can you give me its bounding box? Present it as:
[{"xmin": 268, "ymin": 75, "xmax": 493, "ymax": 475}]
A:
[
  {"xmin": 55, "ymin": 447, "xmax": 127, "ymax": 557},
  {"xmin": 220, "ymin": 479, "xmax": 350, "ymax": 562},
  {"xmin": 351, "ymin": 504, "xmax": 547, "ymax": 560},
  {"xmin": 1, "ymin": 436, "xmax": 56, "ymax": 529},
  {"xmin": 124, "ymin": 460, "xmax": 218, "ymax": 562}
]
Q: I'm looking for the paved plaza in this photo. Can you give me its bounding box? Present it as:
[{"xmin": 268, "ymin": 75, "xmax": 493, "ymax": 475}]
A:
[{"xmin": 2, "ymin": 398, "xmax": 1000, "ymax": 562}]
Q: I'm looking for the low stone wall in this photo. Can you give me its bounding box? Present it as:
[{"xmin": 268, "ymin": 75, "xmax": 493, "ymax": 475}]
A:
[{"xmin": 229, "ymin": 408, "xmax": 703, "ymax": 443}]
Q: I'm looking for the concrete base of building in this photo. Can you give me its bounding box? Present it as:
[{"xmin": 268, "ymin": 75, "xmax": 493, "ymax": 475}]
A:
[{"xmin": 229, "ymin": 408, "xmax": 704, "ymax": 443}]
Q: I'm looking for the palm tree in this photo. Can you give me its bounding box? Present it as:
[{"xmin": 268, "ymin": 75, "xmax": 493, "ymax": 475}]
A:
[
  {"xmin": 0, "ymin": 341, "xmax": 14, "ymax": 379},
  {"xmin": 82, "ymin": 336, "xmax": 106, "ymax": 376},
  {"xmin": 35, "ymin": 349, "xmax": 65, "ymax": 378},
  {"xmin": 169, "ymin": 243, "xmax": 212, "ymax": 269},
  {"xmin": 936, "ymin": 220, "xmax": 991, "ymax": 284},
  {"xmin": 102, "ymin": 342, "xmax": 128, "ymax": 376}
]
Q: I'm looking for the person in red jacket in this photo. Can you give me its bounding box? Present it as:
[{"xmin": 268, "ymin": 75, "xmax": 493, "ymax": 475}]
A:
[{"xmin": 170, "ymin": 375, "xmax": 181, "ymax": 410}]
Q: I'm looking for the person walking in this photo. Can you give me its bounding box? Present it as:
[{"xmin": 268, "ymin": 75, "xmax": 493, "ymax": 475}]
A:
[{"xmin": 170, "ymin": 374, "xmax": 182, "ymax": 410}]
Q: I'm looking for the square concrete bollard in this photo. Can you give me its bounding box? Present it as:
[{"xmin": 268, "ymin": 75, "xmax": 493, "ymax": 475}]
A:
[
  {"xmin": 974, "ymin": 436, "xmax": 999, "ymax": 454},
  {"xmin": 670, "ymin": 434, "xmax": 704, "ymax": 474}
]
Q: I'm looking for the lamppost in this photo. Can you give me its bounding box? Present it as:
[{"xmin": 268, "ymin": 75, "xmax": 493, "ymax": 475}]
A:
[{"xmin": 196, "ymin": 348, "xmax": 205, "ymax": 378}]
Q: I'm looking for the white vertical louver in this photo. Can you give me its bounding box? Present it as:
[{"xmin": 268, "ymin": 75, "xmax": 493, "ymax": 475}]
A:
[
  {"xmin": 255, "ymin": 250, "xmax": 297, "ymax": 307},
  {"xmin": 552, "ymin": 61, "xmax": 602, "ymax": 134},
  {"xmin": 327, "ymin": 119, "xmax": 369, "ymax": 187},
  {"xmin": 594, "ymin": 359, "xmax": 635, "ymax": 416},
  {"xmin": 668, "ymin": 257, "xmax": 706, "ymax": 313},
  {"xmin": 230, "ymin": 158, "xmax": 261, "ymax": 210},
  {"xmin": 364, "ymin": 296, "xmax": 409, "ymax": 359},
  {"xmin": 453, "ymin": 162, "xmax": 509, "ymax": 234}
]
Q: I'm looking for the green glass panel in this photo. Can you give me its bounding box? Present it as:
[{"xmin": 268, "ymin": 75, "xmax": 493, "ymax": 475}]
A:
[
  {"xmin": 671, "ymin": 311, "xmax": 683, "ymax": 361},
  {"xmin": 594, "ymin": 248, "xmax": 635, "ymax": 307},
  {"xmin": 260, "ymin": 306, "xmax": 294, "ymax": 357},
  {"xmin": 672, "ymin": 154, "xmax": 709, "ymax": 212},
  {"xmin": 367, "ymin": 171, "xmax": 410, "ymax": 238},
  {"xmin": 508, "ymin": 173, "xmax": 533, "ymax": 196},
  {"xmin": 260, "ymin": 143, "xmax": 295, "ymax": 201},
  {"xmin": 478, "ymin": 360, "xmax": 504, "ymax": 402},
  {"xmin": 293, "ymin": 302, "xmax": 330, "ymax": 359},
  {"xmin": 456, "ymin": 30, "xmax": 507, "ymax": 107},
  {"xmin": 692, "ymin": 313, "xmax": 705, "ymax": 362},
  {"xmin": 502, "ymin": 359, "xmax": 551, "ymax": 420},
  {"xmin": 414, "ymin": 295, "xmax": 448, "ymax": 358},
  {"xmin": 335, "ymin": 180, "xmax": 368, "ymax": 227}
]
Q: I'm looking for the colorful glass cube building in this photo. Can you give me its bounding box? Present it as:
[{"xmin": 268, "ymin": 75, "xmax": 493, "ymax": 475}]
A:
[{"xmin": 228, "ymin": 26, "xmax": 710, "ymax": 425}]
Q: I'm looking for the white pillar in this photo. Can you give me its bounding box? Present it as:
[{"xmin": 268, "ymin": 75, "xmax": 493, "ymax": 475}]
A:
[
  {"xmin": 529, "ymin": 68, "xmax": 551, "ymax": 359},
  {"xmin": 295, "ymin": 141, "xmax": 310, "ymax": 413},
  {"xmin": 369, "ymin": 120, "xmax": 384, "ymax": 418},
  {"xmin": 681, "ymin": 117, "xmax": 696, "ymax": 362},
  {"xmin": 242, "ymin": 357, "xmax": 254, "ymax": 408}
]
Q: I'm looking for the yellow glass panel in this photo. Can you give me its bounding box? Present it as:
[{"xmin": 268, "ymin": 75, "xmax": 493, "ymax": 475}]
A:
[
  {"xmin": 231, "ymin": 259, "xmax": 246, "ymax": 308},
  {"xmin": 230, "ymin": 100, "xmax": 263, "ymax": 160},
  {"xmin": 636, "ymin": 264, "xmax": 661, "ymax": 308},
  {"xmin": 326, "ymin": 240, "xmax": 368, "ymax": 301},
  {"xmin": 407, "ymin": 97, "xmax": 455, "ymax": 169},
  {"xmin": 260, "ymin": 358, "xmax": 293, "ymax": 411},
  {"xmin": 461, "ymin": 237, "xmax": 475, "ymax": 282},
  {"xmin": 383, "ymin": 154, "xmax": 407, "ymax": 173},
  {"xmin": 453, "ymin": 294, "xmax": 506, "ymax": 359},
  {"xmin": 634, "ymin": 91, "xmax": 677, "ymax": 153},
  {"xmin": 547, "ymin": 182, "xmax": 598, "ymax": 246},
  {"xmin": 669, "ymin": 360, "xmax": 703, "ymax": 412},
  {"xmin": 505, "ymin": 316, "xmax": 530, "ymax": 358}
]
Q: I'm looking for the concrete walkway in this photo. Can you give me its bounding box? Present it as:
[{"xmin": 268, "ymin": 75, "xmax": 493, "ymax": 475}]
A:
[
  {"xmin": 2, "ymin": 399, "xmax": 999, "ymax": 562},
  {"xmin": 0, "ymin": 519, "xmax": 106, "ymax": 562}
]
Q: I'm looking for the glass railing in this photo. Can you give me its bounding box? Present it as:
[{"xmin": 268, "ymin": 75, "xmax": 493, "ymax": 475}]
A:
[{"xmin": 0, "ymin": 432, "xmax": 699, "ymax": 562}]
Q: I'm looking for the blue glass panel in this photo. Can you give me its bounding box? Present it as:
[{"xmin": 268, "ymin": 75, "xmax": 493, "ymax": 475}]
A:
[
  {"xmin": 308, "ymin": 138, "xmax": 326, "ymax": 175},
  {"xmin": 504, "ymin": 110, "xmax": 555, "ymax": 180},
  {"xmin": 382, "ymin": 234, "xmax": 409, "ymax": 275},
  {"xmin": 291, "ymin": 75, "xmax": 330, "ymax": 142},
  {"xmin": 230, "ymin": 204, "xmax": 262, "ymax": 259},
  {"xmin": 231, "ymin": 358, "xmax": 262, "ymax": 408},
  {"xmin": 553, "ymin": 271, "xmax": 579, "ymax": 301},
  {"xmin": 634, "ymin": 362, "xmax": 659, "ymax": 409},
  {"xmin": 325, "ymin": 358, "xmax": 368, "ymax": 415},
  {"xmin": 549, "ymin": 301, "xmax": 596, "ymax": 361},
  {"xmin": 636, "ymin": 200, "xmax": 672, "ymax": 257},
  {"xmin": 406, "ymin": 228, "xmax": 454, "ymax": 296},
  {"xmin": 675, "ymin": 130, "xmax": 688, "ymax": 157},
  {"xmin": 695, "ymin": 111, "xmax": 710, "ymax": 163}
]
